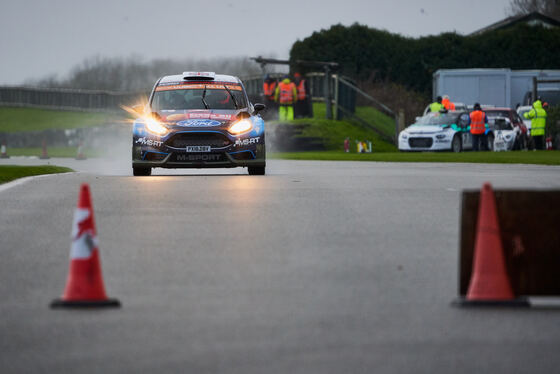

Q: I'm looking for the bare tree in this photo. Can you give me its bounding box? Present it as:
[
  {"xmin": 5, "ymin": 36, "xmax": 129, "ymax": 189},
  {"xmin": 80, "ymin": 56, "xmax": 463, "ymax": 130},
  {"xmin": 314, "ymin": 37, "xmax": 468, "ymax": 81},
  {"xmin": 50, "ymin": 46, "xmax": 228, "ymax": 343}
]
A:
[{"xmin": 508, "ymin": 0, "xmax": 560, "ymax": 19}]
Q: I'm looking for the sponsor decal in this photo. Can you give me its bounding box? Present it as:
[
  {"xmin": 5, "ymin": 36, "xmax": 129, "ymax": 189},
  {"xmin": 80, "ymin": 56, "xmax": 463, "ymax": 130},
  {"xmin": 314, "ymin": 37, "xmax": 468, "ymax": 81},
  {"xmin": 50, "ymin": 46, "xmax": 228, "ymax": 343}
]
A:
[
  {"xmin": 176, "ymin": 154, "xmax": 223, "ymax": 162},
  {"xmin": 155, "ymin": 84, "xmax": 242, "ymax": 92},
  {"xmin": 135, "ymin": 137, "xmax": 163, "ymax": 147},
  {"xmin": 176, "ymin": 119, "xmax": 221, "ymax": 127},
  {"xmin": 234, "ymin": 137, "xmax": 260, "ymax": 147},
  {"xmin": 186, "ymin": 112, "xmax": 234, "ymax": 120}
]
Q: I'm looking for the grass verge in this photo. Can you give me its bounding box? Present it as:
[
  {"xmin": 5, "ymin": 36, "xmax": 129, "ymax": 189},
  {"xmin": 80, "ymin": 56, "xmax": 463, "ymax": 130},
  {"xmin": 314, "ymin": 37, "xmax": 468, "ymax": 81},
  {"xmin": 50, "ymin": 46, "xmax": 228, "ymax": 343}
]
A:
[
  {"xmin": 5, "ymin": 147, "xmax": 102, "ymax": 158},
  {"xmin": 269, "ymin": 150, "xmax": 560, "ymax": 165},
  {"xmin": 0, "ymin": 165, "xmax": 74, "ymax": 184},
  {"xmin": 0, "ymin": 107, "xmax": 123, "ymax": 132}
]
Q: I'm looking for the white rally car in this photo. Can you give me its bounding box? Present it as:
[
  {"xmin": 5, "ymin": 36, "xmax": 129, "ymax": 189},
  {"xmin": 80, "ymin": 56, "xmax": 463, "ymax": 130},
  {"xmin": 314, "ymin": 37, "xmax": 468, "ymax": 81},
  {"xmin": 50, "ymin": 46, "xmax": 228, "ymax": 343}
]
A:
[{"xmin": 398, "ymin": 111, "xmax": 474, "ymax": 152}]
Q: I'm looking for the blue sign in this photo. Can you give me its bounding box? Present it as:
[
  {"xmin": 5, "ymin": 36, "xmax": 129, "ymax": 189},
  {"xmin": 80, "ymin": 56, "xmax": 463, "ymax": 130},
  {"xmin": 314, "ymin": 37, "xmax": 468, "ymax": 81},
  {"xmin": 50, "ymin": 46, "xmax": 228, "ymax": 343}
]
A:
[{"xmin": 176, "ymin": 119, "xmax": 221, "ymax": 127}]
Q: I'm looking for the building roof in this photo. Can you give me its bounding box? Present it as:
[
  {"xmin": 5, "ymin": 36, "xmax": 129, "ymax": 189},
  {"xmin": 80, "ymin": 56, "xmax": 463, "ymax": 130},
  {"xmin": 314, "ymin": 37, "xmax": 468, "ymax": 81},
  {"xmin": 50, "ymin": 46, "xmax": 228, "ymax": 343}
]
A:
[{"xmin": 469, "ymin": 11, "xmax": 560, "ymax": 36}]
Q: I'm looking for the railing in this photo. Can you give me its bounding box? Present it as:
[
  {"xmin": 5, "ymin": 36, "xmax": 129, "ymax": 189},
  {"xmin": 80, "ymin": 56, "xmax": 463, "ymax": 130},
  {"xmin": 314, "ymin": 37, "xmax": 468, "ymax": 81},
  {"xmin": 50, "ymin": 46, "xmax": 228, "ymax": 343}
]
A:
[
  {"xmin": 243, "ymin": 73, "xmax": 399, "ymax": 143},
  {"xmin": 0, "ymin": 86, "xmax": 147, "ymax": 112}
]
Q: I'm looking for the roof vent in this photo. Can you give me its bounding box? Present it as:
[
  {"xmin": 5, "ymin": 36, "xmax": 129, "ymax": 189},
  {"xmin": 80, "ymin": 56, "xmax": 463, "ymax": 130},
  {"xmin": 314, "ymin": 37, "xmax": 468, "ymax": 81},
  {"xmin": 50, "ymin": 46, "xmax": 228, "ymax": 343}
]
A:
[{"xmin": 182, "ymin": 72, "xmax": 216, "ymax": 80}]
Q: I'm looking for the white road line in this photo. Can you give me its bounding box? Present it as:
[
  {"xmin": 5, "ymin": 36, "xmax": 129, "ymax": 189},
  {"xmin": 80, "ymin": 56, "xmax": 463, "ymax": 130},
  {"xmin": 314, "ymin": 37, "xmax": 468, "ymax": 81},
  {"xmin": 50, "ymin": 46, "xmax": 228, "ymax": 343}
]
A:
[{"xmin": 0, "ymin": 172, "xmax": 76, "ymax": 193}]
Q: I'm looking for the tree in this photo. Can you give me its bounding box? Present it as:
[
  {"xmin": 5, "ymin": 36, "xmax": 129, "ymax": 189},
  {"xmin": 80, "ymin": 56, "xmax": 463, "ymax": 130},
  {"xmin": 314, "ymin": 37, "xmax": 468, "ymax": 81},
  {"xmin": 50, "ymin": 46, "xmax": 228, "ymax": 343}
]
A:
[{"xmin": 508, "ymin": 0, "xmax": 560, "ymax": 20}]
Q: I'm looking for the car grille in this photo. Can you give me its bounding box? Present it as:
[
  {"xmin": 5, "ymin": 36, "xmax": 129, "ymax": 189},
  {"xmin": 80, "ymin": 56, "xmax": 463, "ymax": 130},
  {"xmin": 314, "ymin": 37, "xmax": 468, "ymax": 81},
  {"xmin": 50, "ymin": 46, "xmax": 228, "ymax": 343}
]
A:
[
  {"xmin": 409, "ymin": 137, "xmax": 433, "ymax": 148},
  {"xmin": 166, "ymin": 133, "xmax": 231, "ymax": 148}
]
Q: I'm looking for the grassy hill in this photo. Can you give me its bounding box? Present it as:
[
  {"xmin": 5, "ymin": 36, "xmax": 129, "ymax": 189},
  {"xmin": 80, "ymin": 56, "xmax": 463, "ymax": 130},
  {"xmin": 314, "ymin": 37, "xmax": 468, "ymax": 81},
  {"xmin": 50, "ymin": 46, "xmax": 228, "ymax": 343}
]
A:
[{"xmin": 0, "ymin": 107, "xmax": 123, "ymax": 132}]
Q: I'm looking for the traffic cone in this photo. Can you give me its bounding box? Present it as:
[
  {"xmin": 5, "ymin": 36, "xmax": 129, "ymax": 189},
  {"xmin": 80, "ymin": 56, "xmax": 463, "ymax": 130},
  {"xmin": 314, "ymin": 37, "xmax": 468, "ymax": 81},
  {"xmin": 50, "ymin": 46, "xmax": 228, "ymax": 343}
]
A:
[
  {"xmin": 39, "ymin": 138, "xmax": 50, "ymax": 159},
  {"xmin": 454, "ymin": 183, "xmax": 529, "ymax": 307},
  {"xmin": 0, "ymin": 142, "xmax": 9, "ymax": 159},
  {"xmin": 75, "ymin": 140, "xmax": 87, "ymax": 160},
  {"xmin": 51, "ymin": 183, "xmax": 120, "ymax": 308}
]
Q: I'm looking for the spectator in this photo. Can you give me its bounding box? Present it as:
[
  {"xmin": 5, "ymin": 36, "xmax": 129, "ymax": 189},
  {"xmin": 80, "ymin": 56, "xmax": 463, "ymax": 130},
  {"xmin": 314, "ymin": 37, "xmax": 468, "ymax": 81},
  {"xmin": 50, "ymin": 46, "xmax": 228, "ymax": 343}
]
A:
[
  {"xmin": 293, "ymin": 72, "xmax": 310, "ymax": 118},
  {"xmin": 524, "ymin": 99, "xmax": 547, "ymax": 150},
  {"xmin": 442, "ymin": 95, "xmax": 455, "ymax": 110},
  {"xmin": 274, "ymin": 75, "xmax": 297, "ymax": 121},
  {"xmin": 428, "ymin": 96, "xmax": 444, "ymax": 113},
  {"xmin": 469, "ymin": 103, "xmax": 489, "ymax": 151}
]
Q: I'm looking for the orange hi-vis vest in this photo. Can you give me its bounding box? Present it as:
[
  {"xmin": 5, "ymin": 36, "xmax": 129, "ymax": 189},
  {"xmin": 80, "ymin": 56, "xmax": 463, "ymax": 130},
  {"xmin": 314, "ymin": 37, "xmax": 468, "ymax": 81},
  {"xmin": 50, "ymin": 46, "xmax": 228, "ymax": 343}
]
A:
[
  {"xmin": 469, "ymin": 110, "xmax": 486, "ymax": 135},
  {"xmin": 263, "ymin": 81, "xmax": 276, "ymax": 98},
  {"xmin": 279, "ymin": 82, "xmax": 296, "ymax": 104},
  {"xmin": 296, "ymin": 80, "xmax": 306, "ymax": 100},
  {"xmin": 442, "ymin": 98, "xmax": 455, "ymax": 110}
]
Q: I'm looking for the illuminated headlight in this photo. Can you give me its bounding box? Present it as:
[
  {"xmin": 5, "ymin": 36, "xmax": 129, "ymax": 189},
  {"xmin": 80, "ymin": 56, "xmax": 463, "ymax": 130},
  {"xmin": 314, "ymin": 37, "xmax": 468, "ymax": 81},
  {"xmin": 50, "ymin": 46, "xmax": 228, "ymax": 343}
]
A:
[
  {"xmin": 228, "ymin": 119, "xmax": 252, "ymax": 135},
  {"xmin": 145, "ymin": 117, "xmax": 168, "ymax": 136},
  {"xmin": 436, "ymin": 134, "xmax": 447, "ymax": 139}
]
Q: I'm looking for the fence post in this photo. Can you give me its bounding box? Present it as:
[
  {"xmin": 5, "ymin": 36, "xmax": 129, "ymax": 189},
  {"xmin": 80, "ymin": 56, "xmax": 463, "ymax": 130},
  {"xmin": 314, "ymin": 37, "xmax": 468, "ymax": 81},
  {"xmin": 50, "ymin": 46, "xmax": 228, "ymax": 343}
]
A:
[
  {"xmin": 324, "ymin": 66, "xmax": 332, "ymax": 119},
  {"xmin": 333, "ymin": 74, "xmax": 339, "ymax": 120},
  {"xmin": 397, "ymin": 110, "xmax": 405, "ymax": 142}
]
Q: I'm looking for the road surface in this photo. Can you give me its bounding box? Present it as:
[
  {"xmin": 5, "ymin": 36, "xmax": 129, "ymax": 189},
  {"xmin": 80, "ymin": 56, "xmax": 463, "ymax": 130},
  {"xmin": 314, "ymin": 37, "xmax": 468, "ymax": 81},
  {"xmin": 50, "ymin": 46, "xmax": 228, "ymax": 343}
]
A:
[{"xmin": 1, "ymin": 158, "xmax": 559, "ymax": 373}]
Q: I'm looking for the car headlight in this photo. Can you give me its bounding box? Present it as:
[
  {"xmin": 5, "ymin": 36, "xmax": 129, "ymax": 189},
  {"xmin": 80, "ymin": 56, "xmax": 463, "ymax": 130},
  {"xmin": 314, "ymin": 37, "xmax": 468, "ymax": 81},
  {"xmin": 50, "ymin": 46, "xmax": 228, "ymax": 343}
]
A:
[
  {"xmin": 401, "ymin": 133, "xmax": 408, "ymax": 140},
  {"xmin": 228, "ymin": 119, "xmax": 252, "ymax": 135},
  {"xmin": 144, "ymin": 117, "xmax": 168, "ymax": 136},
  {"xmin": 505, "ymin": 135, "xmax": 512, "ymax": 140},
  {"xmin": 436, "ymin": 134, "xmax": 446, "ymax": 139}
]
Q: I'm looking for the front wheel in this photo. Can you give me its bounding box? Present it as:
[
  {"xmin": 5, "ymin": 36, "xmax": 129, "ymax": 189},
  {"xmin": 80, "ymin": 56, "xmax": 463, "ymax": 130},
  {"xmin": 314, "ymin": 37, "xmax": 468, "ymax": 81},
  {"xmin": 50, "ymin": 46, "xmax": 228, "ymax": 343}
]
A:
[
  {"xmin": 133, "ymin": 166, "xmax": 151, "ymax": 176},
  {"xmin": 248, "ymin": 166, "xmax": 265, "ymax": 175},
  {"xmin": 451, "ymin": 134, "xmax": 462, "ymax": 153}
]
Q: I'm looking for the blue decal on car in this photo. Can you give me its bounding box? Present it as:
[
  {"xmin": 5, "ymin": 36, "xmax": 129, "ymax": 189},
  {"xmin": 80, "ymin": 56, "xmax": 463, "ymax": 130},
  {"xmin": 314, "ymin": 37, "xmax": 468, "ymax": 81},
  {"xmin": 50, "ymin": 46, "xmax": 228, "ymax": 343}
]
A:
[{"xmin": 176, "ymin": 119, "xmax": 221, "ymax": 127}]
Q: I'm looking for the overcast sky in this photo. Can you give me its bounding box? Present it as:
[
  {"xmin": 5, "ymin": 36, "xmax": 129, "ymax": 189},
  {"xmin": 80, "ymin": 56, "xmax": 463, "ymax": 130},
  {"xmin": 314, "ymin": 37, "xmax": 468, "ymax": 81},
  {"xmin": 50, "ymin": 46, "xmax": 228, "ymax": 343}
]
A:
[{"xmin": 0, "ymin": 0, "xmax": 513, "ymax": 85}]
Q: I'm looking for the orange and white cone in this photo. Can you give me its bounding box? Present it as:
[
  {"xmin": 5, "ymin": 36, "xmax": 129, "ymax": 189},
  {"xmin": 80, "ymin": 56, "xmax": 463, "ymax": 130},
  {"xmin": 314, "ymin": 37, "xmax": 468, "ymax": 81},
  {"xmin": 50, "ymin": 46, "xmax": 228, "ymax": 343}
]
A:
[
  {"xmin": 455, "ymin": 183, "xmax": 529, "ymax": 307},
  {"xmin": 51, "ymin": 183, "xmax": 120, "ymax": 308},
  {"xmin": 39, "ymin": 138, "xmax": 50, "ymax": 160}
]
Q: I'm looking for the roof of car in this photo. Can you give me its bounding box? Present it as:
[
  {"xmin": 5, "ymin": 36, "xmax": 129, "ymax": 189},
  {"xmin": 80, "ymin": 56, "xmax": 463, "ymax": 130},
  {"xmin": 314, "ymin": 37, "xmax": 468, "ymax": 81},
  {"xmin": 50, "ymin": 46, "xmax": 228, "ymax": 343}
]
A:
[
  {"xmin": 485, "ymin": 107, "xmax": 513, "ymax": 111},
  {"xmin": 158, "ymin": 73, "xmax": 240, "ymax": 85}
]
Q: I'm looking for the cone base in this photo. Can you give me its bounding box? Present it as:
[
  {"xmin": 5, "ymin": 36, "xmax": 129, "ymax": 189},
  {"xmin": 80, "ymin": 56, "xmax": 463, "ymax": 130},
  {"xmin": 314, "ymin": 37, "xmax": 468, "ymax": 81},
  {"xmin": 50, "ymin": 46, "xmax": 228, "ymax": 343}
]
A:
[
  {"xmin": 452, "ymin": 297, "xmax": 530, "ymax": 307},
  {"xmin": 50, "ymin": 298, "xmax": 121, "ymax": 308}
]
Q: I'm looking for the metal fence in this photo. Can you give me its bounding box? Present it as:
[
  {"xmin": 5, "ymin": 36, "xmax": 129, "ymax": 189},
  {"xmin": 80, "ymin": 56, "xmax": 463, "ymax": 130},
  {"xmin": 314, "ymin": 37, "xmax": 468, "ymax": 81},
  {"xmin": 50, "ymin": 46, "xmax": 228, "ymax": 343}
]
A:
[
  {"xmin": 243, "ymin": 73, "xmax": 398, "ymax": 142},
  {"xmin": 0, "ymin": 86, "xmax": 147, "ymax": 112}
]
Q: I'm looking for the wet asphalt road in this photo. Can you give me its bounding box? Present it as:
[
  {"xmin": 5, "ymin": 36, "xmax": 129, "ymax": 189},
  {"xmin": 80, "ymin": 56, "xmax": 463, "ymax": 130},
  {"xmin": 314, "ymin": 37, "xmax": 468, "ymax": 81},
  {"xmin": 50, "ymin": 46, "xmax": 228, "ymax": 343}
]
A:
[{"xmin": 1, "ymin": 158, "xmax": 560, "ymax": 373}]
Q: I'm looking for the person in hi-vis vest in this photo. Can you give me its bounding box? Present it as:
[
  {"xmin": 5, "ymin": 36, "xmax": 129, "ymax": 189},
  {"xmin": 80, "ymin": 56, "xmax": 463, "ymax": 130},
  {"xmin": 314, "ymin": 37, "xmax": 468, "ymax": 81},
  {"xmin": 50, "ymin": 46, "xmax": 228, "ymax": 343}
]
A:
[
  {"xmin": 274, "ymin": 75, "xmax": 297, "ymax": 121},
  {"xmin": 469, "ymin": 103, "xmax": 489, "ymax": 151}
]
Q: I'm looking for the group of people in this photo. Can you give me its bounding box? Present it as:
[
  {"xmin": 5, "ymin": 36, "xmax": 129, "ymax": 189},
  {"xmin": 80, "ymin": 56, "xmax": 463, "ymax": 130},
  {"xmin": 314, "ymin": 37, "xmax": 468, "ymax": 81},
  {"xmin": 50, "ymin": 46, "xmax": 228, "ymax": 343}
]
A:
[
  {"xmin": 428, "ymin": 95, "xmax": 549, "ymax": 151},
  {"xmin": 263, "ymin": 73, "xmax": 311, "ymax": 121}
]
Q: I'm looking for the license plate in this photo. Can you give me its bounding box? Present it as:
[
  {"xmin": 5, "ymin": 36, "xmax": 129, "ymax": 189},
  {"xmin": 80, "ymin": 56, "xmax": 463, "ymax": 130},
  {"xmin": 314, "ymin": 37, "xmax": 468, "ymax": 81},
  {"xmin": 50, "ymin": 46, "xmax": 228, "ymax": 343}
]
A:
[{"xmin": 186, "ymin": 146, "xmax": 211, "ymax": 152}]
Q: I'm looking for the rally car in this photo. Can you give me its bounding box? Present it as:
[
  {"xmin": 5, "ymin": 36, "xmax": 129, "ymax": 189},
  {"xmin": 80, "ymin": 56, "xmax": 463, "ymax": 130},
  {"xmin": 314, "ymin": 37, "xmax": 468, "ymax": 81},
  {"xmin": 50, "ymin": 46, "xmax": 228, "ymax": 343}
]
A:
[
  {"xmin": 398, "ymin": 111, "xmax": 474, "ymax": 152},
  {"xmin": 132, "ymin": 72, "xmax": 266, "ymax": 176}
]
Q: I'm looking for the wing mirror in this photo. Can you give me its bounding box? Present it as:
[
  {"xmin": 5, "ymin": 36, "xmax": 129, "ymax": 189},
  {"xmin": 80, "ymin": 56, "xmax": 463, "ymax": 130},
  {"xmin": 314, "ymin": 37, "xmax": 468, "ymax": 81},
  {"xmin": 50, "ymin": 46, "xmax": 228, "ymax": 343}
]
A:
[{"xmin": 253, "ymin": 103, "xmax": 266, "ymax": 113}]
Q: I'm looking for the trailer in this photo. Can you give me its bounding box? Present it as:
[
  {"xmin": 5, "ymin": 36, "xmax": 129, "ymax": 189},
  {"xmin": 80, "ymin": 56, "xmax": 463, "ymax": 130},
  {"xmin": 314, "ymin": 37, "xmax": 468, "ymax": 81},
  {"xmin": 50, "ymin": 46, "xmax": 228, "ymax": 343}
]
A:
[{"xmin": 433, "ymin": 69, "xmax": 560, "ymax": 108}]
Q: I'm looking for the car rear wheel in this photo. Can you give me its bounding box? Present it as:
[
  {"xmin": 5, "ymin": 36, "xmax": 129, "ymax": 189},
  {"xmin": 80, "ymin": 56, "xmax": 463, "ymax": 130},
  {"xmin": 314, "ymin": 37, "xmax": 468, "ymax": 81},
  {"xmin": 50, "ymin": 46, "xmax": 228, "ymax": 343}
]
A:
[
  {"xmin": 133, "ymin": 166, "xmax": 151, "ymax": 176},
  {"xmin": 451, "ymin": 135, "xmax": 462, "ymax": 153},
  {"xmin": 248, "ymin": 166, "xmax": 265, "ymax": 175}
]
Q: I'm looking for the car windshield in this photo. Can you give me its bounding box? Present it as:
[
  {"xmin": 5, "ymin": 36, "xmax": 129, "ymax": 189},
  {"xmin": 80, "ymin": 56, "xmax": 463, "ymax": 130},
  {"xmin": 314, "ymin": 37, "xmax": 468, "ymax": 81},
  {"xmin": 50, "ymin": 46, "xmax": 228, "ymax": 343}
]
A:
[
  {"xmin": 413, "ymin": 112, "xmax": 459, "ymax": 126},
  {"xmin": 151, "ymin": 83, "xmax": 247, "ymax": 112}
]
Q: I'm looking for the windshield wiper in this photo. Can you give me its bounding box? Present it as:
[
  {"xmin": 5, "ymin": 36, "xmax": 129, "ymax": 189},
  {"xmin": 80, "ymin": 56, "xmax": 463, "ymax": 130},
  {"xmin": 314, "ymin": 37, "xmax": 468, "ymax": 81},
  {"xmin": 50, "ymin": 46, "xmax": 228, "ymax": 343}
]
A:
[
  {"xmin": 223, "ymin": 85, "xmax": 239, "ymax": 109},
  {"xmin": 201, "ymin": 85, "xmax": 209, "ymax": 109}
]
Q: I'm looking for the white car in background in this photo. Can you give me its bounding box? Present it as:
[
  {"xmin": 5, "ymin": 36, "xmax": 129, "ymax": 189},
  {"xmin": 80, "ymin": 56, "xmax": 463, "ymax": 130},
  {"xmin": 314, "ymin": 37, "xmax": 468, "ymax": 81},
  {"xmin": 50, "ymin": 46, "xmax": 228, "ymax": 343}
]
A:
[{"xmin": 516, "ymin": 105, "xmax": 533, "ymax": 133}]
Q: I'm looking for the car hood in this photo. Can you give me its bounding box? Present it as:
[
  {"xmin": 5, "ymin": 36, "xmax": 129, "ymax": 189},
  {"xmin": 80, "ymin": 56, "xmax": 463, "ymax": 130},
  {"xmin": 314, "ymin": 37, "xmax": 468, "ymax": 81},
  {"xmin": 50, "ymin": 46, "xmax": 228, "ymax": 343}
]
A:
[{"xmin": 406, "ymin": 125, "xmax": 447, "ymax": 135}]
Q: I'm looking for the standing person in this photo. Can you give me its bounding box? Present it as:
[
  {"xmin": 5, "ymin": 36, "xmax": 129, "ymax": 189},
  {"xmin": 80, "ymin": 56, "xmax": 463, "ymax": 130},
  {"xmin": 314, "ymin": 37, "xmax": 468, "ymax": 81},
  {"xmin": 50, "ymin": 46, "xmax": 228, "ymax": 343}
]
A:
[
  {"xmin": 293, "ymin": 72, "xmax": 309, "ymax": 118},
  {"xmin": 343, "ymin": 137, "xmax": 350, "ymax": 153},
  {"xmin": 469, "ymin": 103, "xmax": 489, "ymax": 151},
  {"xmin": 441, "ymin": 95, "xmax": 455, "ymax": 110},
  {"xmin": 262, "ymin": 74, "xmax": 277, "ymax": 104},
  {"xmin": 274, "ymin": 75, "xmax": 297, "ymax": 121},
  {"xmin": 524, "ymin": 99, "xmax": 547, "ymax": 150},
  {"xmin": 428, "ymin": 96, "xmax": 444, "ymax": 113}
]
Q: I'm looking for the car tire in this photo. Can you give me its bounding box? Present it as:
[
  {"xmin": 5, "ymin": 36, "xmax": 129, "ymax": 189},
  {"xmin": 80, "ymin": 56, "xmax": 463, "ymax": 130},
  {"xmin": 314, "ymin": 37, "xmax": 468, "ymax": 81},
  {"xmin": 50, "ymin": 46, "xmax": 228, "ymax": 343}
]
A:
[
  {"xmin": 133, "ymin": 167, "xmax": 151, "ymax": 176},
  {"xmin": 452, "ymin": 135, "xmax": 462, "ymax": 153},
  {"xmin": 248, "ymin": 166, "xmax": 265, "ymax": 175},
  {"xmin": 486, "ymin": 134, "xmax": 494, "ymax": 151}
]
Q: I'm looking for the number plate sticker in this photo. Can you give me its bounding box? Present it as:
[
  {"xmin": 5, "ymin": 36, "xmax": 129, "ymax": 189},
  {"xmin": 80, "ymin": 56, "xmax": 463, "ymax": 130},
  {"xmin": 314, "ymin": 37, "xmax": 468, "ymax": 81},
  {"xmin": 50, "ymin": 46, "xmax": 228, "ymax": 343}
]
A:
[{"xmin": 186, "ymin": 146, "xmax": 211, "ymax": 152}]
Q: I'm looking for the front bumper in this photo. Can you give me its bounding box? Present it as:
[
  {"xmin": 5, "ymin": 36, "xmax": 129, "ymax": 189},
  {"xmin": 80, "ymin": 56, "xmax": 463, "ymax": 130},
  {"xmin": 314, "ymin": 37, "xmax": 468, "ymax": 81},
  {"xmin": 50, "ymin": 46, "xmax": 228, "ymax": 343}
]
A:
[
  {"xmin": 398, "ymin": 135, "xmax": 452, "ymax": 151},
  {"xmin": 132, "ymin": 130, "xmax": 265, "ymax": 169}
]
